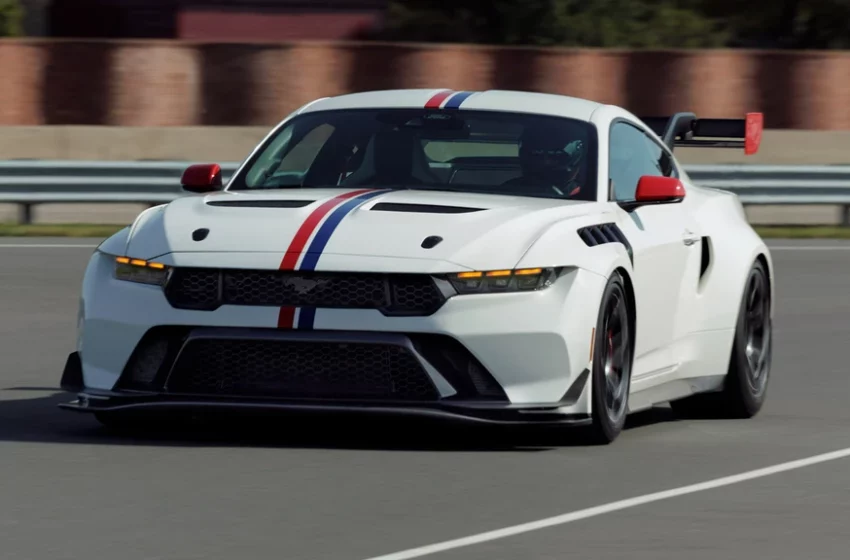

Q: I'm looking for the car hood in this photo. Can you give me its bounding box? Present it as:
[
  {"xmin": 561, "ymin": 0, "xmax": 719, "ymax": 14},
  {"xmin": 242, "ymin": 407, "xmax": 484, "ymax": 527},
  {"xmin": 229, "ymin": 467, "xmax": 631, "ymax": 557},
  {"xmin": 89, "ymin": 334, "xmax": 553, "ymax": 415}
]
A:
[{"xmin": 125, "ymin": 188, "xmax": 609, "ymax": 271}]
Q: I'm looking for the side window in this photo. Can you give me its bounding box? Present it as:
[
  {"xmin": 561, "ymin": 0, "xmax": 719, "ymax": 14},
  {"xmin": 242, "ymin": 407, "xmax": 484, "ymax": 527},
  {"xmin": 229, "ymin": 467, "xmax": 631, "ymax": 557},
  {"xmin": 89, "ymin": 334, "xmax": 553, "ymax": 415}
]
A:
[
  {"xmin": 643, "ymin": 135, "xmax": 678, "ymax": 179},
  {"xmin": 608, "ymin": 122, "xmax": 675, "ymax": 201}
]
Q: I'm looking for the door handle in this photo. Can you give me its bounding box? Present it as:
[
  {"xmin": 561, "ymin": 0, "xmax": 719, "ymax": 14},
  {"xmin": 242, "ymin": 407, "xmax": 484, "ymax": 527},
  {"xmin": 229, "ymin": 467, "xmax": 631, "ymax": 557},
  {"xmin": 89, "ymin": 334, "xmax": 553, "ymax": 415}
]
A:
[{"xmin": 682, "ymin": 230, "xmax": 699, "ymax": 246}]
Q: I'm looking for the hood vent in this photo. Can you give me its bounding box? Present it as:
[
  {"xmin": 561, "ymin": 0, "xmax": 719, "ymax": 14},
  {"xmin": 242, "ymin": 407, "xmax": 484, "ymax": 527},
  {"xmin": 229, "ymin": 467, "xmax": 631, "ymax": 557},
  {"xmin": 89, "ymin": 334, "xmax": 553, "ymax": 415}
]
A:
[
  {"xmin": 370, "ymin": 202, "xmax": 484, "ymax": 214},
  {"xmin": 206, "ymin": 200, "xmax": 314, "ymax": 208}
]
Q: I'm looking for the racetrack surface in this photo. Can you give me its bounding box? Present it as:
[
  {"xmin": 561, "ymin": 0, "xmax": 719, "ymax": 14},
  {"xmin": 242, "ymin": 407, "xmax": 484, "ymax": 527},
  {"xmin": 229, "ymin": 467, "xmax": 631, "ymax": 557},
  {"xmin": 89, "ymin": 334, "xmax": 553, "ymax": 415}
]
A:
[{"xmin": 1, "ymin": 238, "xmax": 849, "ymax": 560}]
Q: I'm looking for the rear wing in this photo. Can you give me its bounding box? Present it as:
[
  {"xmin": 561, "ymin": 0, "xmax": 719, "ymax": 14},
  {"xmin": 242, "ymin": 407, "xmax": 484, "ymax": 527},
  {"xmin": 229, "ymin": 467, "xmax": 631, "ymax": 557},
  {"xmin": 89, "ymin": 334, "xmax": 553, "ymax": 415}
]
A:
[{"xmin": 639, "ymin": 112, "xmax": 763, "ymax": 155}]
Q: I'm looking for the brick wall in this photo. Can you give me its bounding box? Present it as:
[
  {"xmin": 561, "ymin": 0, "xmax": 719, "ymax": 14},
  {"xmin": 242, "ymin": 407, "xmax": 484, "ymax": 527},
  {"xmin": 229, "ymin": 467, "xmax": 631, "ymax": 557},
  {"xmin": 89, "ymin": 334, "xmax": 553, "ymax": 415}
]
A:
[{"xmin": 1, "ymin": 39, "xmax": 849, "ymax": 129}]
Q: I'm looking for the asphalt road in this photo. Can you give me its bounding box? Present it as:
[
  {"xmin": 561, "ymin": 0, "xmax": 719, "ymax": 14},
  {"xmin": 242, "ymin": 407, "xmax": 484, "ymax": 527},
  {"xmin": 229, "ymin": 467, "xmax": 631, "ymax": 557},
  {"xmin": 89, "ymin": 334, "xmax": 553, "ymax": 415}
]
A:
[{"xmin": 1, "ymin": 238, "xmax": 849, "ymax": 560}]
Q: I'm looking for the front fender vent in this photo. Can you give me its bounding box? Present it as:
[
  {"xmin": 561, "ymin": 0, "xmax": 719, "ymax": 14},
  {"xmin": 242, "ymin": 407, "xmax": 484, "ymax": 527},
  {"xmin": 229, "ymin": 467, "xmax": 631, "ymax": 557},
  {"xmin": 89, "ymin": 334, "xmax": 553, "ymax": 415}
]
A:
[{"xmin": 577, "ymin": 223, "xmax": 633, "ymax": 264}]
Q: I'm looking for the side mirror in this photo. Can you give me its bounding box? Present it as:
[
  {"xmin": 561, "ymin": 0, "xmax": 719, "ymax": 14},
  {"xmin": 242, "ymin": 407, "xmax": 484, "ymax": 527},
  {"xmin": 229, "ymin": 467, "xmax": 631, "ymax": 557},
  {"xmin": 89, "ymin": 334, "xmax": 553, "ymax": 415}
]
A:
[
  {"xmin": 634, "ymin": 175, "xmax": 685, "ymax": 204},
  {"xmin": 181, "ymin": 164, "xmax": 222, "ymax": 193}
]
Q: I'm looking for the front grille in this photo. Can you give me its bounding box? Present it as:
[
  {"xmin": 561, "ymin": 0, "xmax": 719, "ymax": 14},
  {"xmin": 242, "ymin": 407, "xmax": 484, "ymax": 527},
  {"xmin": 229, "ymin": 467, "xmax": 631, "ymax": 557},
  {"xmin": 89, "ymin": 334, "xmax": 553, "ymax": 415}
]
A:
[
  {"xmin": 165, "ymin": 338, "xmax": 440, "ymax": 400},
  {"xmin": 164, "ymin": 268, "xmax": 446, "ymax": 315}
]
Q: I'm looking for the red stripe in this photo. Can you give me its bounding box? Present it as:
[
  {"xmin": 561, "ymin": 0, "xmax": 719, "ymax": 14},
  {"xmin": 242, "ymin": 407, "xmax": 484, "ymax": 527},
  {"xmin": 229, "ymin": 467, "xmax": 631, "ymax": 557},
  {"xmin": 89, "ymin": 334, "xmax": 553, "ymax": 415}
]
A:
[
  {"xmin": 425, "ymin": 90, "xmax": 454, "ymax": 109},
  {"xmin": 276, "ymin": 189, "xmax": 373, "ymax": 329},
  {"xmin": 277, "ymin": 306, "xmax": 296, "ymax": 329},
  {"xmin": 278, "ymin": 189, "xmax": 374, "ymax": 270}
]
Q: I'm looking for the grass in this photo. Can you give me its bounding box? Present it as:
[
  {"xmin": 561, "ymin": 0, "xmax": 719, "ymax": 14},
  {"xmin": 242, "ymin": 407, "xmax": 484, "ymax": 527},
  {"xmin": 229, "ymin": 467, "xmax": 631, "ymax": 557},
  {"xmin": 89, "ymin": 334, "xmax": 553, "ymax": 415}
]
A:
[
  {"xmin": 752, "ymin": 226, "xmax": 850, "ymax": 238},
  {"xmin": 0, "ymin": 223, "xmax": 126, "ymax": 237},
  {"xmin": 2, "ymin": 223, "xmax": 850, "ymax": 239}
]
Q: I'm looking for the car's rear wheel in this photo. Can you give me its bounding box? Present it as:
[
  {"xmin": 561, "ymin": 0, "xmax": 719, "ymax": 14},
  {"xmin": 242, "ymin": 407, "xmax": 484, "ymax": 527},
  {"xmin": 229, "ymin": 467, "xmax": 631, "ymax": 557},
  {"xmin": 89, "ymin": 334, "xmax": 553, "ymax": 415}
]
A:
[
  {"xmin": 671, "ymin": 258, "xmax": 771, "ymax": 419},
  {"xmin": 585, "ymin": 271, "xmax": 633, "ymax": 444}
]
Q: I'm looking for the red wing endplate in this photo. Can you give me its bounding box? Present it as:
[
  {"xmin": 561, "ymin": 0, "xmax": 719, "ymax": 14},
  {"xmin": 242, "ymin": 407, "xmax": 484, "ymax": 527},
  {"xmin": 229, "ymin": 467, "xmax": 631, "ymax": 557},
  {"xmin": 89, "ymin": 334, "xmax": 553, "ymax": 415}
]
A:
[{"xmin": 745, "ymin": 112, "xmax": 764, "ymax": 156}]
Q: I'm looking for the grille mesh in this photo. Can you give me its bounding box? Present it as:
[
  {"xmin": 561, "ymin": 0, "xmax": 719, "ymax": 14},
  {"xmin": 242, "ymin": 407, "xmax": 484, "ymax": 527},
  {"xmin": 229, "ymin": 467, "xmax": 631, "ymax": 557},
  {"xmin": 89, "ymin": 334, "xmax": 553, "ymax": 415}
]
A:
[
  {"xmin": 164, "ymin": 269, "xmax": 445, "ymax": 314},
  {"xmin": 223, "ymin": 270, "xmax": 386, "ymax": 307},
  {"xmin": 166, "ymin": 338, "xmax": 439, "ymax": 400}
]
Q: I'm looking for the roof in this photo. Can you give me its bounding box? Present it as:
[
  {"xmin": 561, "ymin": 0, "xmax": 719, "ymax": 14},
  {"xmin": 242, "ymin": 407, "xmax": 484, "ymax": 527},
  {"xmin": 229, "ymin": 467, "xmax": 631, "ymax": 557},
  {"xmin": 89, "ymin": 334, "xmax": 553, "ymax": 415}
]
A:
[{"xmin": 298, "ymin": 89, "xmax": 606, "ymax": 122}]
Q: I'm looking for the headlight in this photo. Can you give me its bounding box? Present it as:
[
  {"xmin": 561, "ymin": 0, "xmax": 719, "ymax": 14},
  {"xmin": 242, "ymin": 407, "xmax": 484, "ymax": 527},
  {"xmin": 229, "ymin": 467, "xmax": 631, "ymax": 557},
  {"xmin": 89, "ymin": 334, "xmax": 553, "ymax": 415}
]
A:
[
  {"xmin": 113, "ymin": 256, "xmax": 171, "ymax": 286},
  {"xmin": 447, "ymin": 267, "xmax": 559, "ymax": 294}
]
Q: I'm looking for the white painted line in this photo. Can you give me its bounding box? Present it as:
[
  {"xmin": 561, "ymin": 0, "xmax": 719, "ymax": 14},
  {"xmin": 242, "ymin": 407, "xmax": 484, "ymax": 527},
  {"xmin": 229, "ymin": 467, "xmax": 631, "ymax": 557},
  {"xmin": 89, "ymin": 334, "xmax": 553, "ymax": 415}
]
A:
[
  {"xmin": 0, "ymin": 244, "xmax": 97, "ymax": 248},
  {"xmin": 362, "ymin": 447, "xmax": 850, "ymax": 560}
]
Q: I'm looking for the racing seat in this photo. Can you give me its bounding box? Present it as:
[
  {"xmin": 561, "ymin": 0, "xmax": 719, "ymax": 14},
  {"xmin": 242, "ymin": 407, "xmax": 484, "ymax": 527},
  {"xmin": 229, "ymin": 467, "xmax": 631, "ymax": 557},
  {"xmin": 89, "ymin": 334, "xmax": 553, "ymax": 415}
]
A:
[{"xmin": 342, "ymin": 127, "xmax": 442, "ymax": 187}]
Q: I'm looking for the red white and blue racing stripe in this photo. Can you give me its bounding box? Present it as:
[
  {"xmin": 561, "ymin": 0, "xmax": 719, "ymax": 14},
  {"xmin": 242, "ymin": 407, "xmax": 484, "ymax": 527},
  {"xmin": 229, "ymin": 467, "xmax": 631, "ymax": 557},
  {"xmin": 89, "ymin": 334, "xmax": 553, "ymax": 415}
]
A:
[
  {"xmin": 424, "ymin": 90, "xmax": 478, "ymax": 109},
  {"xmin": 277, "ymin": 189, "xmax": 388, "ymax": 329},
  {"xmin": 276, "ymin": 91, "xmax": 477, "ymax": 328}
]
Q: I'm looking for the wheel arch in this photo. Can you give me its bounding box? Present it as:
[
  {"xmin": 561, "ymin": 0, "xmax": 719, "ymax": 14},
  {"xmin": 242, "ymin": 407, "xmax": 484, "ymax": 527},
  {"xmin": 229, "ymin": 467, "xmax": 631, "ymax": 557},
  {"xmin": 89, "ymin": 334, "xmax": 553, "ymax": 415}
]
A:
[
  {"xmin": 754, "ymin": 250, "xmax": 775, "ymax": 316},
  {"xmin": 690, "ymin": 189, "xmax": 775, "ymax": 331}
]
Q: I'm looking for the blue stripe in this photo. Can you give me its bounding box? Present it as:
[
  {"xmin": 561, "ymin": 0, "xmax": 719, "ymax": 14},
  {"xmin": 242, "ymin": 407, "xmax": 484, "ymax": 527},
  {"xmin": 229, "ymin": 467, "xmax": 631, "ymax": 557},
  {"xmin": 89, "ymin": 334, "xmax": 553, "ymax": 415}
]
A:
[
  {"xmin": 299, "ymin": 189, "xmax": 387, "ymax": 272},
  {"xmin": 295, "ymin": 190, "xmax": 386, "ymax": 329},
  {"xmin": 298, "ymin": 307, "xmax": 317, "ymax": 330},
  {"xmin": 443, "ymin": 91, "xmax": 475, "ymax": 109}
]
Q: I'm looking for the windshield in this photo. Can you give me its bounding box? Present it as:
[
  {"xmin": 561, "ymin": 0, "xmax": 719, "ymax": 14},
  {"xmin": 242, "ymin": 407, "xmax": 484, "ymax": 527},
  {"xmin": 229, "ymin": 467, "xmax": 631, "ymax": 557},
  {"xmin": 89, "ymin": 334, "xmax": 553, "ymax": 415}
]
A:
[{"xmin": 229, "ymin": 109, "xmax": 598, "ymax": 201}]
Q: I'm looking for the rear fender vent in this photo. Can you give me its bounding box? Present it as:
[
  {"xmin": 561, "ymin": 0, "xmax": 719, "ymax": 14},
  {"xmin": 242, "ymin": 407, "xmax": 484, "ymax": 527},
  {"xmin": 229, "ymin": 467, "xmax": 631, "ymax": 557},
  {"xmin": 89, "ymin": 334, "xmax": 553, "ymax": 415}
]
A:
[
  {"xmin": 700, "ymin": 236, "xmax": 711, "ymax": 279},
  {"xmin": 370, "ymin": 202, "xmax": 484, "ymax": 214},
  {"xmin": 577, "ymin": 223, "xmax": 633, "ymax": 264}
]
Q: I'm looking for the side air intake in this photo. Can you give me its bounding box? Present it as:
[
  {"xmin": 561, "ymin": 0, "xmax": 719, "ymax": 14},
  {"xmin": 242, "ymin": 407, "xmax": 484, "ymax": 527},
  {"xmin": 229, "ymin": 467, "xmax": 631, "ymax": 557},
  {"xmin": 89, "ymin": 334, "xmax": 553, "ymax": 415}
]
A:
[{"xmin": 577, "ymin": 223, "xmax": 633, "ymax": 263}]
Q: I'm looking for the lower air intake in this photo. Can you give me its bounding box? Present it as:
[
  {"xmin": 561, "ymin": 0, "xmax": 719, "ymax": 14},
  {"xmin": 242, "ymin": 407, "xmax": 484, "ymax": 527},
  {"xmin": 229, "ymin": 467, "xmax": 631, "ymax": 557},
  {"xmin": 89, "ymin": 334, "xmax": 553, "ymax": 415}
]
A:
[{"xmin": 165, "ymin": 338, "xmax": 440, "ymax": 401}]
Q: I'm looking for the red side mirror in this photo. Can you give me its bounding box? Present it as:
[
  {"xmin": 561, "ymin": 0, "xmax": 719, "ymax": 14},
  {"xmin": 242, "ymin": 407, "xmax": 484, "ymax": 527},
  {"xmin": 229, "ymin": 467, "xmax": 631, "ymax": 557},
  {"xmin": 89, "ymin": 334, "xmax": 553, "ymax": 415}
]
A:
[
  {"xmin": 635, "ymin": 176, "xmax": 685, "ymax": 204},
  {"xmin": 181, "ymin": 164, "xmax": 222, "ymax": 193}
]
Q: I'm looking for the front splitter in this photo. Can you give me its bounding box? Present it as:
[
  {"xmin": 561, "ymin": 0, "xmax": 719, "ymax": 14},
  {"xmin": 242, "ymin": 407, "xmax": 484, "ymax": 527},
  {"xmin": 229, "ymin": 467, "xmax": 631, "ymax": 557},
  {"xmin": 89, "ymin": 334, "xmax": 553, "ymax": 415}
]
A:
[{"xmin": 59, "ymin": 391, "xmax": 592, "ymax": 426}]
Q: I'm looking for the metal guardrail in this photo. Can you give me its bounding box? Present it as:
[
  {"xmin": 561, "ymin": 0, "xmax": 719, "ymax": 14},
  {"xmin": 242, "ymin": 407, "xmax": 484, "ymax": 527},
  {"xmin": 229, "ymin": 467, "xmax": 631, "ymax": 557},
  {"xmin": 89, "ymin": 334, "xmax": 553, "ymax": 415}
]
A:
[{"xmin": 2, "ymin": 160, "xmax": 850, "ymax": 224}]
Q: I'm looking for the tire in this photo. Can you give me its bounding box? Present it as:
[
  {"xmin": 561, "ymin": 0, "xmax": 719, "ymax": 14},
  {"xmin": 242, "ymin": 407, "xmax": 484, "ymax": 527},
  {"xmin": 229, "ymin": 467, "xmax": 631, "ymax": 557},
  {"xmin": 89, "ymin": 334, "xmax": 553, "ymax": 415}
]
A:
[
  {"xmin": 585, "ymin": 271, "xmax": 634, "ymax": 444},
  {"xmin": 671, "ymin": 258, "xmax": 771, "ymax": 419}
]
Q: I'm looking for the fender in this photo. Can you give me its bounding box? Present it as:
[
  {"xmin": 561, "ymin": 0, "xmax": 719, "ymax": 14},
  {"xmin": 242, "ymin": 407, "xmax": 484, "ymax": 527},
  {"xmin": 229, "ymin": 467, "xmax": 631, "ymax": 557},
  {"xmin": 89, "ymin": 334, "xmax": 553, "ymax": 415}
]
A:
[
  {"xmin": 514, "ymin": 212, "xmax": 633, "ymax": 280},
  {"xmin": 691, "ymin": 190, "xmax": 774, "ymax": 332},
  {"xmin": 96, "ymin": 226, "xmax": 131, "ymax": 257},
  {"xmin": 122, "ymin": 204, "xmax": 170, "ymax": 260}
]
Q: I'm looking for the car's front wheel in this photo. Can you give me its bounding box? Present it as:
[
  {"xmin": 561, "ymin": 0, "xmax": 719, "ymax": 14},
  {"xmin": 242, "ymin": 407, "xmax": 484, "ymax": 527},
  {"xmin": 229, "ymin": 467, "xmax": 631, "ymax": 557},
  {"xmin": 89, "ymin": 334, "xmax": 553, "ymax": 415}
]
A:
[
  {"xmin": 585, "ymin": 271, "xmax": 634, "ymax": 444},
  {"xmin": 671, "ymin": 258, "xmax": 772, "ymax": 418}
]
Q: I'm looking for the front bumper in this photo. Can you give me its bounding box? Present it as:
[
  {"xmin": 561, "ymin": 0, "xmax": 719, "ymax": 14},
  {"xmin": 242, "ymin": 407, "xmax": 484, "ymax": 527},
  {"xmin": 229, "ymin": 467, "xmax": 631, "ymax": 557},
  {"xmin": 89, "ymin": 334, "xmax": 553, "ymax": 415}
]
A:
[{"xmin": 68, "ymin": 251, "xmax": 608, "ymax": 419}]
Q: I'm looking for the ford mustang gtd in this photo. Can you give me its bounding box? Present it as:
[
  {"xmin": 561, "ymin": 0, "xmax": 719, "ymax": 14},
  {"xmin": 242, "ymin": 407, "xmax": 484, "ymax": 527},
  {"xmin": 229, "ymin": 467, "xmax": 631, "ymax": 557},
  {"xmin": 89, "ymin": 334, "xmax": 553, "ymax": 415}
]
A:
[{"xmin": 59, "ymin": 89, "xmax": 773, "ymax": 444}]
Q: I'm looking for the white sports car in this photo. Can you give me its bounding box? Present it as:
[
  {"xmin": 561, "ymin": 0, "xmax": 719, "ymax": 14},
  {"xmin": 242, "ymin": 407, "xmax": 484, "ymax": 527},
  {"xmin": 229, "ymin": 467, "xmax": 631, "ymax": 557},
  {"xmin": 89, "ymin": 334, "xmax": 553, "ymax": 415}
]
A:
[{"xmin": 60, "ymin": 89, "xmax": 773, "ymax": 443}]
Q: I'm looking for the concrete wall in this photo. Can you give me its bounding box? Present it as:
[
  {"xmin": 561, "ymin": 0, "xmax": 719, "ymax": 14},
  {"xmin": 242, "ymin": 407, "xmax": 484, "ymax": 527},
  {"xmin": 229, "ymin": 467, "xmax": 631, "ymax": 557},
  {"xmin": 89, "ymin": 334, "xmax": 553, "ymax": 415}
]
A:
[
  {"xmin": 1, "ymin": 39, "xmax": 850, "ymax": 128},
  {"xmin": 1, "ymin": 126, "xmax": 848, "ymax": 165}
]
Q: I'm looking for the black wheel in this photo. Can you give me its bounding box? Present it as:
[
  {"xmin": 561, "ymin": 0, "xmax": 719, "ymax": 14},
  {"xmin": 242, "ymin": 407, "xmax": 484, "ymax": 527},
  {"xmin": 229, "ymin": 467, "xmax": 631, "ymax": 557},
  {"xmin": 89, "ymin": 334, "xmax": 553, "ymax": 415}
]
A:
[
  {"xmin": 671, "ymin": 258, "xmax": 771, "ymax": 419},
  {"xmin": 586, "ymin": 271, "xmax": 633, "ymax": 444}
]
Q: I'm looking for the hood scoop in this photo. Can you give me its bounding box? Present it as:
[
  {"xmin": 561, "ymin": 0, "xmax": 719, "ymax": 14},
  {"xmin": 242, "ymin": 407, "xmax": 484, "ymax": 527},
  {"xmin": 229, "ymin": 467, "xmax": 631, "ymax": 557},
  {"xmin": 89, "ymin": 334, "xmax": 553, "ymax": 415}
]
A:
[
  {"xmin": 370, "ymin": 202, "xmax": 484, "ymax": 214},
  {"xmin": 206, "ymin": 200, "xmax": 315, "ymax": 208}
]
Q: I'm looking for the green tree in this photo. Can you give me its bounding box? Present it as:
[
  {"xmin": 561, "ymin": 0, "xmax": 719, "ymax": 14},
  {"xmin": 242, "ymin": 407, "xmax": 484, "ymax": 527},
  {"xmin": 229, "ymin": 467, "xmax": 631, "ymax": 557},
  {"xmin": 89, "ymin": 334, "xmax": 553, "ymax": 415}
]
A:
[
  {"xmin": 0, "ymin": 0, "xmax": 23, "ymax": 37},
  {"xmin": 372, "ymin": 0, "xmax": 727, "ymax": 48},
  {"xmin": 372, "ymin": 0, "xmax": 850, "ymax": 49},
  {"xmin": 374, "ymin": 0, "xmax": 562, "ymax": 45},
  {"xmin": 700, "ymin": 0, "xmax": 850, "ymax": 49},
  {"xmin": 550, "ymin": 0, "xmax": 728, "ymax": 48}
]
